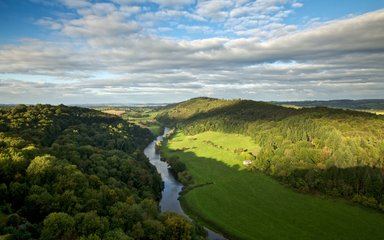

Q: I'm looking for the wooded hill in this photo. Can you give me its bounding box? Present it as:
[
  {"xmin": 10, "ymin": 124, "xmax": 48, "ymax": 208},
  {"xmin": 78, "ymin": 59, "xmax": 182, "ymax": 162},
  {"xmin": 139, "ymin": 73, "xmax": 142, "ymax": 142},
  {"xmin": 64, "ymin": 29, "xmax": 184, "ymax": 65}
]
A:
[
  {"xmin": 156, "ymin": 97, "xmax": 384, "ymax": 211},
  {"xmin": 277, "ymin": 99, "xmax": 384, "ymax": 110},
  {"xmin": 0, "ymin": 104, "xmax": 206, "ymax": 240}
]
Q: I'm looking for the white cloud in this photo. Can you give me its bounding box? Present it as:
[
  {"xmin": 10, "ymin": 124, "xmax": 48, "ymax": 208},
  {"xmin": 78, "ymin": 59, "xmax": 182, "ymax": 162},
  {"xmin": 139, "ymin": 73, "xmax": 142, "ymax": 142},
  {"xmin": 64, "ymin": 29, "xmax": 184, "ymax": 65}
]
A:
[
  {"xmin": 139, "ymin": 9, "xmax": 205, "ymax": 22},
  {"xmin": 59, "ymin": 0, "xmax": 91, "ymax": 8},
  {"xmin": 2, "ymin": 10, "xmax": 384, "ymax": 73},
  {"xmin": 63, "ymin": 15, "xmax": 141, "ymax": 40},
  {"xmin": 1, "ymin": 1, "xmax": 384, "ymax": 103},
  {"xmin": 35, "ymin": 17, "xmax": 62, "ymax": 30},
  {"xmin": 77, "ymin": 2, "xmax": 117, "ymax": 16},
  {"xmin": 151, "ymin": 0, "xmax": 195, "ymax": 7},
  {"xmin": 196, "ymin": 0, "xmax": 233, "ymax": 21},
  {"xmin": 292, "ymin": 2, "xmax": 303, "ymax": 8},
  {"xmin": 3, "ymin": 10, "xmax": 384, "ymax": 71}
]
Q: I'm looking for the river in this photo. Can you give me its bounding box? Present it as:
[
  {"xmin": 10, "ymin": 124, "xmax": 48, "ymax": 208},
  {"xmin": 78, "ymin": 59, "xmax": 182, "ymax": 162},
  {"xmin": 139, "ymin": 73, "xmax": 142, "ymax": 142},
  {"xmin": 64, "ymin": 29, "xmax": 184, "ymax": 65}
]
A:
[{"xmin": 143, "ymin": 127, "xmax": 227, "ymax": 240}]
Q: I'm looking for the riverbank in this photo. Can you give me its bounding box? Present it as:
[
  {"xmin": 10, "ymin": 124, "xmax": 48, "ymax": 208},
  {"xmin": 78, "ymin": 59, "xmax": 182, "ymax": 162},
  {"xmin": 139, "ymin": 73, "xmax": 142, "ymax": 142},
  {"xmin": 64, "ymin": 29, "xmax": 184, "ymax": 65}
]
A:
[{"xmin": 144, "ymin": 128, "xmax": 226, "ymax": 240}]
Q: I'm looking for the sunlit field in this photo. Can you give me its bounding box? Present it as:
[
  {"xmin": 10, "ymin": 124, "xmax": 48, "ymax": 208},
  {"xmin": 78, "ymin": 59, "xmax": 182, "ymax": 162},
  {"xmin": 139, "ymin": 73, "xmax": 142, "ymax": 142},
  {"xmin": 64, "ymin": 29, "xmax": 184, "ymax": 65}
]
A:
[{"xmin": 163, "ymin": 131, "xmax": 384, "ymax": 240}]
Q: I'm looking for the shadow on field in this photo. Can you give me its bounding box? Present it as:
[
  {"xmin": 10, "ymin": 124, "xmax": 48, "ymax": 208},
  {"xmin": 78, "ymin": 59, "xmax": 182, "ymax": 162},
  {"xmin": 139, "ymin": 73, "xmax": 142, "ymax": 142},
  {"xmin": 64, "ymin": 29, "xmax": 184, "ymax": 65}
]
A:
[
  {"xmin": 164, "ymin": 150, "xmax": 256, "ymax": 239},
  {"xmin": 165, "ymin": 149, "xmax": 384, "ymax": 240}
]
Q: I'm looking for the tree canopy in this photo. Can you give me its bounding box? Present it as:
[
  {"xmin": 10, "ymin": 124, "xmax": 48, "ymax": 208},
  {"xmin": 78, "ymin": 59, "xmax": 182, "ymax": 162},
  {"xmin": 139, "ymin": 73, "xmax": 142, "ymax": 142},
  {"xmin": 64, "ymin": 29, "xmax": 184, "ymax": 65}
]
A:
[{"xmin": 0, "ymin": 104, "xmax": 206, "ymax": 239}]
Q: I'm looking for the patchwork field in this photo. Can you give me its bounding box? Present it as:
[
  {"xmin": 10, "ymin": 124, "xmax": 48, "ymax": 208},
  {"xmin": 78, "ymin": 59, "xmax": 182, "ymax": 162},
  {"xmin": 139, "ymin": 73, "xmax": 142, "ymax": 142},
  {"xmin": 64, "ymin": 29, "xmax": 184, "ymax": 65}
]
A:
[
  {"xmin": 162, "ymin": 131, "xmax": 384, "ymax": 240},
  {"xmin": 99, "ymin": 107, "xmax": 162, "ymax": 135},
  {"xmin": 101, "ymin": 109, "xmax": 126, "ymax": 116}
]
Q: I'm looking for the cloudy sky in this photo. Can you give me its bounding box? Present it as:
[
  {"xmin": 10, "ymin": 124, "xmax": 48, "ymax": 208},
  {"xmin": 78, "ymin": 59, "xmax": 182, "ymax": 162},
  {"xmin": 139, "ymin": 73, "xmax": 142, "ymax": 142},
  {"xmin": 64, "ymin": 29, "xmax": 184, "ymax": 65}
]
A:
[{"xmin": 0, "ymin": 0, "xmax": 384, "ymax": 104}]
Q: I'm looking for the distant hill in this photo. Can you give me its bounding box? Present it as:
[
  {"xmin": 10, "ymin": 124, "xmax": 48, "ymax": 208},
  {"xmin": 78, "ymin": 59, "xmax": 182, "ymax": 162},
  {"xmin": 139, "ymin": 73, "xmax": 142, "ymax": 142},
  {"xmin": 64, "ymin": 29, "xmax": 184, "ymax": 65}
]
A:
[
  {"xmin": 277, "ymin": 99, "xmax": 384, "ymax": 110},
  {"xmin": 157, "ymin": 97, "xmax": 384, "ymax": 211}
]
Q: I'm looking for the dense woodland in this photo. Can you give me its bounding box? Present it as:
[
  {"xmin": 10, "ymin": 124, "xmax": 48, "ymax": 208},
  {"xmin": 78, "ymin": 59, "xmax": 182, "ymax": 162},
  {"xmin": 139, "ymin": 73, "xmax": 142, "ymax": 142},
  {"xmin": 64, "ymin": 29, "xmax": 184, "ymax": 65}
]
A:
[
  {"xmin": 157, "ymin": 97, "xmax": 384, "ymax": 211},
  {"xmin": 0, "ymin": 104, "xmax": 206, "ymax": 240},
  {"xmin": 277, "ymin": 99, "xmax": 384, "ymax": 110}
]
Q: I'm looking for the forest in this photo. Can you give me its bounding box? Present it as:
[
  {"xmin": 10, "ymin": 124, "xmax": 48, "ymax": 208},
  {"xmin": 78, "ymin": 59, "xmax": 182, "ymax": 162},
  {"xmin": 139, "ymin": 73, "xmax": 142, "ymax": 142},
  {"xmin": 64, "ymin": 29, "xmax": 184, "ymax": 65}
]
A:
[
  {"xmin": 156, "ymin": 97, "xmax": 384, "ymax": 211},
  {"xmin": 277, "ymin": 99, "xmax": 384, "ymax": 110},
  {"xmin": 0, "ymin": 104, "xmax": 206, "ymax": 240}
]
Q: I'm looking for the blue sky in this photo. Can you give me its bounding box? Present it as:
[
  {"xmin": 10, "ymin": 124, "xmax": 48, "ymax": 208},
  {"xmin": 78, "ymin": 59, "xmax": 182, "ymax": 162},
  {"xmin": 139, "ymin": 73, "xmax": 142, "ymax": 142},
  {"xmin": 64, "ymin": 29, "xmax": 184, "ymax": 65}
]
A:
[
  {"xmin": 1, "ymin": 0, "xmax": 382, "ymax": 42},
  {"xmin": 0, "ymin": 0, "xmax": 384, "ymax": 104}
]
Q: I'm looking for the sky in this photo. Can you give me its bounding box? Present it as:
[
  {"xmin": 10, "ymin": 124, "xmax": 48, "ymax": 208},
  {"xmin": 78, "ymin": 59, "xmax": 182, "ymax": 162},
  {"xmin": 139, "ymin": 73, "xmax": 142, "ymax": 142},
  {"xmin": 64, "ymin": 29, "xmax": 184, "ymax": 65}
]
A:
[{"xmin": 0, "ymin": 0, "xmax": 384, "ymax": 104}]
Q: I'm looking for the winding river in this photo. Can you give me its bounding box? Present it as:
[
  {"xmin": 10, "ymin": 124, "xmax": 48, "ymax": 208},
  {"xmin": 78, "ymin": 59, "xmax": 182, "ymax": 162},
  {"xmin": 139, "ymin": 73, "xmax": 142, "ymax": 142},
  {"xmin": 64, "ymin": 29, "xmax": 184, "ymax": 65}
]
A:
[{"xmin": 143, "ymin": 127, "xmax": 226, "ymax": 240}]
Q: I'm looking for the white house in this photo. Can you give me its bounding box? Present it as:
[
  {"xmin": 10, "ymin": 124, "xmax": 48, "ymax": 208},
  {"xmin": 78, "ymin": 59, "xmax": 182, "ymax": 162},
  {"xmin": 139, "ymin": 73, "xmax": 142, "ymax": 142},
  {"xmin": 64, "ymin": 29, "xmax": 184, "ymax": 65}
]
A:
[{"xmin": 243, "ymin": 160, "xmax": 253, "ymax": 166}]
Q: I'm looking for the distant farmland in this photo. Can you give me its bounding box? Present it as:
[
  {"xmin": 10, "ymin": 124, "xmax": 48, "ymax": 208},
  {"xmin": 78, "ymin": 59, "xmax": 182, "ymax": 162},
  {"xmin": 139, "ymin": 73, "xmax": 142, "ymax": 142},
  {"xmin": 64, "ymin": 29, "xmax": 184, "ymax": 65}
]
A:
[{"xmin": 102, "ymin": 109, "xmax": 125, "ymax": 116}]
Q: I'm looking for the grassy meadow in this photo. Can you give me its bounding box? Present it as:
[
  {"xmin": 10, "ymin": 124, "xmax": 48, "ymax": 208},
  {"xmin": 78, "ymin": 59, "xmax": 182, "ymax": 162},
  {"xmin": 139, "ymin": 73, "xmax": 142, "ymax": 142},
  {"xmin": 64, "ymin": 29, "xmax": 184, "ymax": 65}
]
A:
[
  {"xmin": 162, "ymin": 131, "xmax": 384, "ymax": 240},
  {"xmin": 98, "ymin": 106, "xmax": 162, "ymax": 135},
  {"xmin": 147, "ymin": 124, "xmax": 162, "ymax": 135},
  {"xmin": 121, "ymin": 107, "xmax": 162, "ymax": 135},
  {"xmin": 363, "ymin": 110, "xmax": 384, "ymax": 115}
]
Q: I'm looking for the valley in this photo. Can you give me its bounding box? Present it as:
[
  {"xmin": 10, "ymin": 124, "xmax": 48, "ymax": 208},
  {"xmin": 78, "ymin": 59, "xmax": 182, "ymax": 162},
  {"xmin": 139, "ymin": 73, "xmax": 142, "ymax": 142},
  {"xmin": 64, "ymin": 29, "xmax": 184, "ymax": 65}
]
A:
[
  {"xmin": 3, "ymin": 1, "xmax": 384, "ymax": 239},
  {"xmin": 1, "ymin": 98, "xmax": 384, "ymax": 240}
]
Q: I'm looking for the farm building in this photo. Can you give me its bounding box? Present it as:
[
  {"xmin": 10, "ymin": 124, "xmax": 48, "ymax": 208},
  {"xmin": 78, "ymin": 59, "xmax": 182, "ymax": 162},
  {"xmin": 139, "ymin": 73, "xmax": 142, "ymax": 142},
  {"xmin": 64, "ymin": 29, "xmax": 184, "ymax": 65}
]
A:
[{"xmin": 243, "ymin": 160, "xmax": 253, "ymax": 166}]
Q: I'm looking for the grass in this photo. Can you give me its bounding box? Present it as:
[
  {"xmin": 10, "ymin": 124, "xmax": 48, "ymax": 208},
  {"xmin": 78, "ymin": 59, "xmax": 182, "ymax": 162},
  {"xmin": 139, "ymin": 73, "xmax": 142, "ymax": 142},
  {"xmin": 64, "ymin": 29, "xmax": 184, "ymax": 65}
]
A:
[
  {"xmin": 162, "ymin": 131, "xmax": 384, "ymax": 240},
  {"xmin": 101, "ymin": 109, "xmax": 126, "ymax": 116},
  {"xmin": 96, "ymin": 106, "xmax": 163, "ymax": 135},
  {"xmin": 147, "ymin": 124, "xmax": 162, "ymax": 135},
  {"xmin": 121, "ymin": 108, "xmax": 163, "ymax": 135},
  {"xmin": 361, "ymin": 109, "xmax": 384, "ymax": 115},
  {"xmin": 280, "ymin": 104, "xmax": 303, "ymax": 109}
]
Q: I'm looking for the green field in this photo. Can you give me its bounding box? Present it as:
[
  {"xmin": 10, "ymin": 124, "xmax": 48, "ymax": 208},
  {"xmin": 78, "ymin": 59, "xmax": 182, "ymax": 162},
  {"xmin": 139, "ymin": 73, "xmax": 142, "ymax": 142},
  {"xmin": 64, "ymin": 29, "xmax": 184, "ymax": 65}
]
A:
[
  {"xmin": 147, "ymin": 124, "xmax": 162, "ymax": 135},
  {"xmin": 362, "ymin": 110, "xmax": 384, "ymax": 115},
  {"xmin": 121, "ymin": 107, "xmax": 162, "ymax": 135},
  {"xmin": 97, "ymin": 106, "xmax": 162, "ymax": 135},
  {"xmin": 162, "ymin": 131, "xmax": 384, "ymax": 240}
]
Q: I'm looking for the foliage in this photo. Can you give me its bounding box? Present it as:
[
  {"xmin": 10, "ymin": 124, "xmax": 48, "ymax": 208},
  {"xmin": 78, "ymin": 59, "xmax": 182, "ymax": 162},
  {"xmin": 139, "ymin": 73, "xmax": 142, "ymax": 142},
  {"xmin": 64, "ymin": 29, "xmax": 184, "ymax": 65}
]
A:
[
  {"xmin": 277, "ymin": 99, "xmax": 384, "ymax": 110},
  {"xmin": 0, "ymin": 104, "xmax": 205, "ymax": 239},
  {"xmin": 282, "ymin": 166, "xmax": 384, "ymax": 210},
  {"xmin": 161, "ymin": 155, "xmax": 192, "ymax": 185},
  {"xmin": 96, "ymin": 106, "xmax": 163, "ymax": 135},
  {"xmin": 40, "ymin": 212, "xmax": 75, "ymax": 240}
]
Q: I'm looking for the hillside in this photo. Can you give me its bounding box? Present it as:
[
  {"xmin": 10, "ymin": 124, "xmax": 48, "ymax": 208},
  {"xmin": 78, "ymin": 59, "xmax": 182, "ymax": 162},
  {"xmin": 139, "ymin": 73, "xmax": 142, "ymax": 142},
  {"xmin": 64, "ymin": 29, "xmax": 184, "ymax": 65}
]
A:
[
  {"xmin": 0, "ymin": 104, "xmax": 205, "ymax": 240},
  {"xmin": 277, "ymin": 99, "xmax": 384, "ymax": 110},
  {"xmin": 157, "ymin": 97, "xmax": 384, "ymax": 210}
]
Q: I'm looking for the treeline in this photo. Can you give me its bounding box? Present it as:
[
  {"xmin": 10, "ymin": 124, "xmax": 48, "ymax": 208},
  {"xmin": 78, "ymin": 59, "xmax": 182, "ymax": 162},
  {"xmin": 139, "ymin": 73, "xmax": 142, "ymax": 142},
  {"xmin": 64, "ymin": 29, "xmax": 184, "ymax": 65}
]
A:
[
  {"xmin": 160, "ymin": 155, "xmax": 193, "ymax": 187},
  {"xmin": 277, "ymin": 99, "xmax": 384, "ymax": 110},
  {"xmin": 283, "ymin": 166, "xmax": 384, "ymax": 210},
  {"xmin": 156, "ymin": 97, "xmax": 384, "ymax": 211},
  {"xmin": 156, "ymin": 129, "xmax": 193, "ymax": 185},
  {"xmin": 0, "ymin": 104, "xmax": 206, "ymax": 240}
]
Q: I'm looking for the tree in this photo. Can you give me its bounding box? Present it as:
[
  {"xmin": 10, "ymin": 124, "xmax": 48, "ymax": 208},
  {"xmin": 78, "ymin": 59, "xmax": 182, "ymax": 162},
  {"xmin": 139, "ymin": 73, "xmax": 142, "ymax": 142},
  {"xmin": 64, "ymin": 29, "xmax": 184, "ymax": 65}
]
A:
[
  {"xmin": 24, "ymin": 186, "xmax": 53, "ymax": 222},
  {"xmin": 26, "ymin": 155, "xmax": 57, "ymax": 185},
  {"xmin": 141, "ymin": 219, "xmax": 165, "ymax": 240},
  {"xmin": 131, "ymin": 222, "xmax": 145, "ymax": 239},
  {"xmin": 9, "ymin": 182, "xmax": 28, "ymax": 209},
  {"xmin": 75, "ymin": 211, "xmax": 109, "ymax": 237},
  {"xmin": 40, "ymin": 212, "xmax": 75, "ymax": 240},
  {"xmin": 0, "ymin": 183, "xmax": 7, "ymax": 203},
  {"xmin": 109, "ymin": 201, "xmax": 143, "ymax": 232},
  {"xmin": 79, "ymin": 234, "xmax": 101, "ymax": 240},
  {"xmin": 162, "ymin": 212, "xmax": 193, "ymax": 240},
  {"xmin": 104, "ymin": 229, "xmax": 132, "ymax": 240}
]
